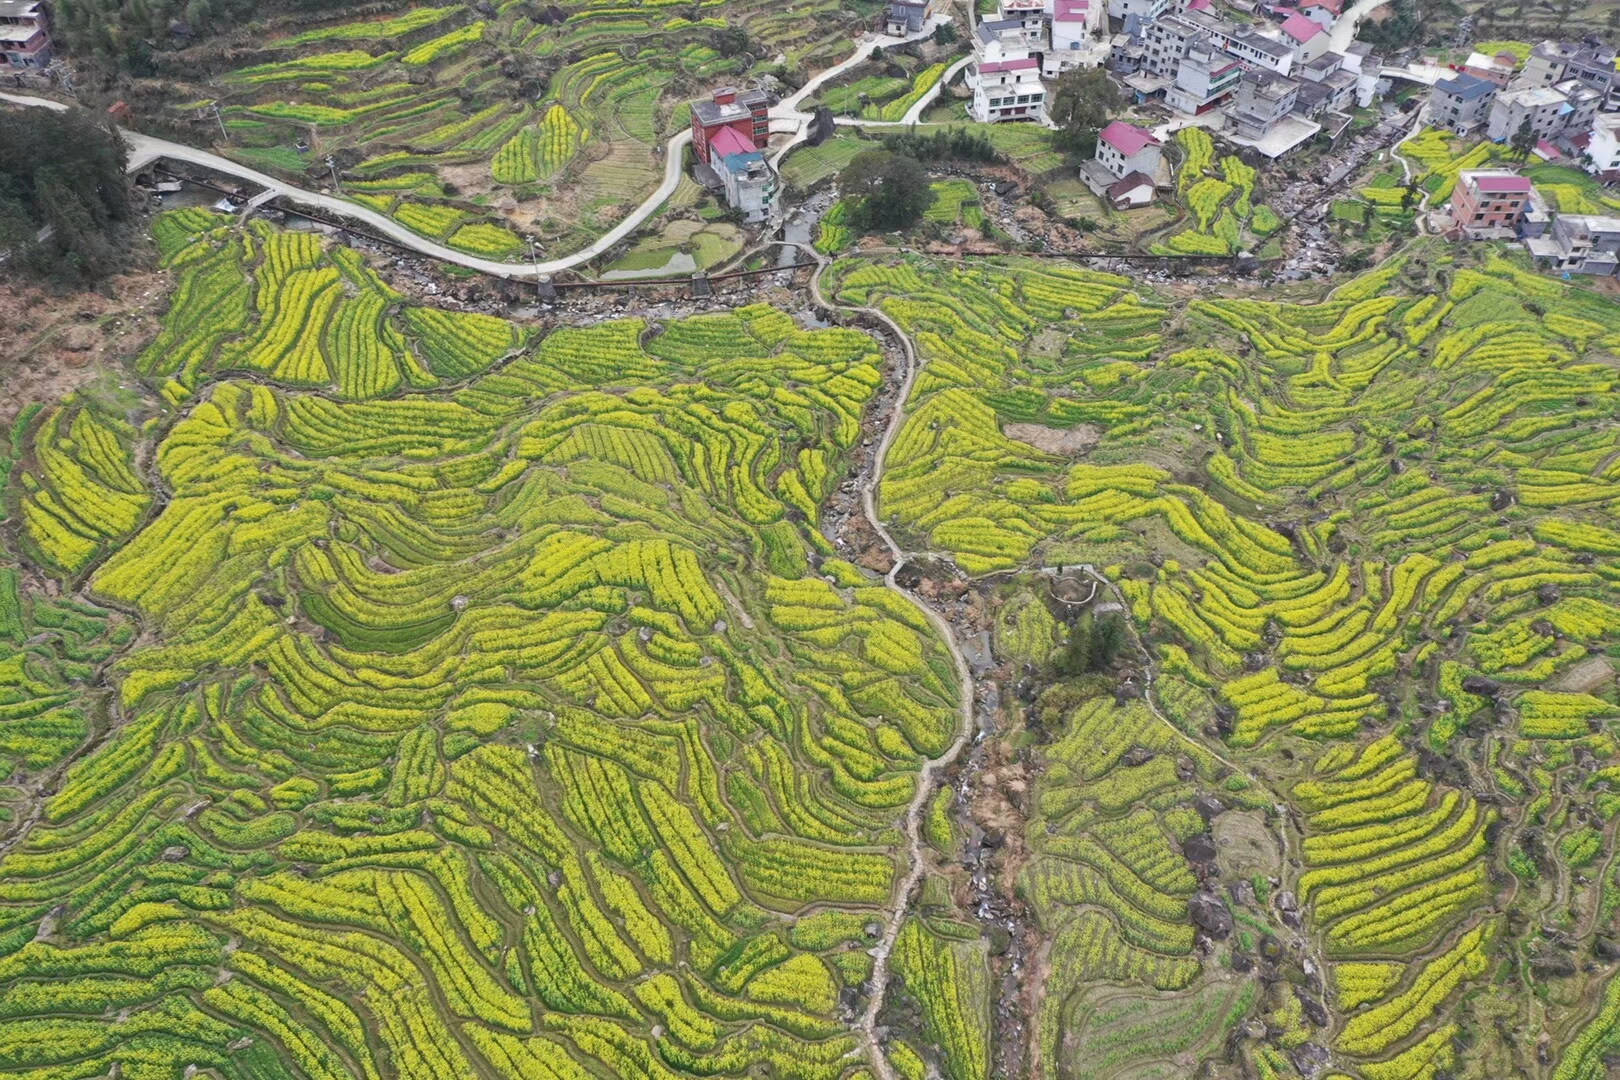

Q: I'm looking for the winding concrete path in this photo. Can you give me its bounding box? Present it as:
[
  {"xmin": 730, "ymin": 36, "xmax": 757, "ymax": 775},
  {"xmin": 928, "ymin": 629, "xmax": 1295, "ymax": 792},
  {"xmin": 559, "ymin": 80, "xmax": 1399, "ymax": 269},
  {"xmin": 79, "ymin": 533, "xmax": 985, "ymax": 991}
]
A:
[
  {"xmin": 828, "ymin": 53, "xmax": 974, "ymax": 130},
  {"xmin": 806, "ymin": 249, "xmax": 976, "ymax": 1080},
  {"xmin": 8, "ymin": 16, "xmax": 950, "ymax": 277},
  {"xmin": 1328, "ymin": 0, "xmax": 1389, "ymax": 53},
  {"xmin": 4, "ymin": 88, "xmax": 693, "ymax": 277},
  {"xmin": 767, "ymin": 16, "xmax": 954, "ymax": 170}
]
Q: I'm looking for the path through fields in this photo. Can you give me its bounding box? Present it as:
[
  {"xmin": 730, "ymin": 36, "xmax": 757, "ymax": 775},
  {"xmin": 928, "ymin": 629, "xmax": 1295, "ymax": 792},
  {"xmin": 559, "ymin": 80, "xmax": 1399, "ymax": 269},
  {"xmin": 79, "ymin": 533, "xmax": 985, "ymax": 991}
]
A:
[
  {"xmin": 4, "ymin": 16, "xmax": 951, "ymax": 279},
  {"xmin": 808, "ymin": 253, "xmax": 977, "ymax": 1080}
]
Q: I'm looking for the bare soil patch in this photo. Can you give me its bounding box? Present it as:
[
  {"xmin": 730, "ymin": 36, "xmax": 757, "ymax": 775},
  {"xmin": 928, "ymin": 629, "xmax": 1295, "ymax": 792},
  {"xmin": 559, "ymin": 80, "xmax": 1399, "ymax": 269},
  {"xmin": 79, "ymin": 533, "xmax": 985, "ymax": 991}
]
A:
[{"xmin": 1004, "ymin": 422, "xmax": 1100, "ymax": 456}]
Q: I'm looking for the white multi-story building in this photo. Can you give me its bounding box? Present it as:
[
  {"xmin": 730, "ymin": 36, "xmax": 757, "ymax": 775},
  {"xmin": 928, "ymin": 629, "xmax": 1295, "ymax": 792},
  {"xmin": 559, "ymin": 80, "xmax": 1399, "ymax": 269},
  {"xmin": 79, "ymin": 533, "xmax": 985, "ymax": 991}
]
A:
[
  {"xmin": 1044, "ymin": 0, "xmax": 1110, "ymax": 75},
  {"xmin": 1108, "ymin": 0, "xmax": 1172, "ymax": 24},
  {"xmin": 1164, "ymin": 39, "xmax": 1244, "ymax": 113},
  {"xmin": 968, "ymin": 56, "xmax": 1048, "ymax": 122},
  {"xmin": 1487, "ymin": 84, "xmax": 1572, "ymax": 143},
  {"xmin": 1590, "ymin": 113, "xmax": 1620, "ymax": 181},
  {"xmin": 1095, "ymin": 120, "xmax": 1164, "ymax": 177}
]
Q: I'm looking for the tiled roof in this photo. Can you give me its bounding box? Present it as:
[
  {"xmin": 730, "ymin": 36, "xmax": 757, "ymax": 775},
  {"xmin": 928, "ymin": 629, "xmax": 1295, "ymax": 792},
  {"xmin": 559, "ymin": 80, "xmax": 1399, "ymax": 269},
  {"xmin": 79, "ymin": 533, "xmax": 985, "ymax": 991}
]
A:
[
  {"xmin": 1433, "ymin": 72, "xmax": 1496, "ymax": 100},
  {"xmin": 979, "ymin": 57, "xmax": 1040, "ymax": 73},
  {"xmin": 708, "ymin": 125, "xmax": 756, "ymax": 159},
  {"xmin": 1099, "ymin": 120, "xmax": 1161, "ymax": 155},
  {"xmin": 1278, "ymin": 12, "xmax": 1323, "ymax": 42}
]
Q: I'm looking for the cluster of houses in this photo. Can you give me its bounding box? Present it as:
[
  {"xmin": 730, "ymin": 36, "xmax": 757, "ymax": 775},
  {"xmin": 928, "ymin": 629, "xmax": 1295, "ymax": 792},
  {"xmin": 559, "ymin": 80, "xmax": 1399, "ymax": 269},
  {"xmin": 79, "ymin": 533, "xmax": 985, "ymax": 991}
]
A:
[
  {"xmin": 1448, "ymin": 168, "xmax": 1620, "ymax": 277},
  {"xmin": 942, "ymin": 0, "xmax": 1387, "ymax": 159},
  {"xmin": 1431, "ymin": 39, "xmax": 1620, "ymax": 180}
]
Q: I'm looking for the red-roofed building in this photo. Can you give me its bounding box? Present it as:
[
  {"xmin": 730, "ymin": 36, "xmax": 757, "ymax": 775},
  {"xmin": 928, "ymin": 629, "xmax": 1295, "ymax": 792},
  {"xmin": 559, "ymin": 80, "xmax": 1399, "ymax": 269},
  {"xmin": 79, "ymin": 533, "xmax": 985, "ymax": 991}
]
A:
[
  {"xmin": 969, "ymin": 54, "xmax": 1048, "ymax": 122},
  {"xmin": 1095, "ymin": 120, "xmax": 1163, "ymax": 178},
  {"xmin": 1451, "ymin": 169, "xmax": 1535, "ymax": 237},
  {"xmin": 1278, "ymin": 12, "xmax": 1329, "ymax": 63},
  {"xmin": 689, "ymin": 86, "xmax": 770, "ymax": 165},
  {"xmin": 1045, "ymin": 0, "xmax": 1109, "ymax": 75},
  {"xmin": 1184, "ymin": 0, "xmax": 1213, "ymax": 12}
]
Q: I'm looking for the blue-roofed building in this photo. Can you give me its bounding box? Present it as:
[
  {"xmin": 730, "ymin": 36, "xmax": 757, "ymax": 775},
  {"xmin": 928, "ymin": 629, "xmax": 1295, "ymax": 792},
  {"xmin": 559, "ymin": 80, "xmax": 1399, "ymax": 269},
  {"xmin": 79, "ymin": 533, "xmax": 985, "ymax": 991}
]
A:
[{"xmin": 1430, "ymin": 71, "xmax": 1497, "ymax": 135}]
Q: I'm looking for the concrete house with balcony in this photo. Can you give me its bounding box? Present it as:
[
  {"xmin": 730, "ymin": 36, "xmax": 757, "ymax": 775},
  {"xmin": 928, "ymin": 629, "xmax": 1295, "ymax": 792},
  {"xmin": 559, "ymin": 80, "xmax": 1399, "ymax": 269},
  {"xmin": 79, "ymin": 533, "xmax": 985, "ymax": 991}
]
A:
[
  {"xmin": 1449, "ymin": 170, "xmax": 1534, "ymax": 237},
  {"xmin": 1487, "ymin": 84, "xmax": 1573, "ymax": 143},
  {"xmin": 968, "ymin": 56, "xmax": 1048, "ymax": 122},
  {"xmin": 1525, "ymin": 213, "xmax": 1620, "ymax": 276},
  {"xmin": 0, "ymin": 0, "xmax": 50, "ymax": 71},
  {"xmin": 885, "ymin": 0, "xmax": 934, "ymax": 34},
  {"xmin": 1430, "ymin": 72, "xmax": 1497, "ymax": 135},
  {"xmin": 1165, "ymin": 39, "xmax": 1244, "ymax": 113}
]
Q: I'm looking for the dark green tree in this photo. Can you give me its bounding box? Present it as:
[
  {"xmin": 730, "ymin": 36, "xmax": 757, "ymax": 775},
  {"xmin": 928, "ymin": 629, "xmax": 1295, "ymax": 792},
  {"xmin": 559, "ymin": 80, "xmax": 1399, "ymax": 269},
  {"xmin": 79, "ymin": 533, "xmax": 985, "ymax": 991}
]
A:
[
  {"xmin": 0, "ymin": 107, "xmax": 131, "ymax": 282},
  {"xmin": 841, "ymin": 149, "xmax": 932, "ymax": 230},
  {"xmin": 1052, "ymin": 611, "xmax": 1127, "ymax": 677},
  {"xmin": 1509, "ymin": 118, "xmax": 1536, "ymax": 162},
  {"xmin": 1048, "ymin": 65, "xmax": 1120, "ymax": 155}
]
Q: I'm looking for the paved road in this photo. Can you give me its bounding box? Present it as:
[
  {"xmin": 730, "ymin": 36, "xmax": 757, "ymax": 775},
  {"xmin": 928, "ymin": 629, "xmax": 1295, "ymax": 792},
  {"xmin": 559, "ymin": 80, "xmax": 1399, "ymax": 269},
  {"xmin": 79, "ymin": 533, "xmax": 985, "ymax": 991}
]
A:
[
  {"xmin": 829, "ymin": 53, "xmax": 975, "ymax": 130},
  {"xmin": 9, "ymin": 17, "xmax": 948, "ymax": 279},
  {"xmin": 1329, "ymin": 0, "xmax": 1389, "ymax": 52},
  {"xmin": 767, "ymin": 16, "xmax": 953, "ymax": 169},
  {"xmin": 5, "ymin": 88, "xmax": 694, "ymax": 279}
]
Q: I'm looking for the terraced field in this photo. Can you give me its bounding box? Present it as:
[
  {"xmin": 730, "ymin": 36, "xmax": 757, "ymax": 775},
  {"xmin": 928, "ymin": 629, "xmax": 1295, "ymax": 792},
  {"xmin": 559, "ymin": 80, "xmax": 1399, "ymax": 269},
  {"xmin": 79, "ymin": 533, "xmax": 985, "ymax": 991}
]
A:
[
  {"xmin": 10, "ymin": 190, "xmax": 1620, "ymax": 1080},
  {"xmin": 0, "ymin": 210, "xmax": 976, "ymax": 1080},
  {"xmin": 177, "ymin": 0, "xmax": 863, "ymax": 258},
  {"xmin": 829, "ymin": 246, "xmax": 1620, "ymax": 1077}
]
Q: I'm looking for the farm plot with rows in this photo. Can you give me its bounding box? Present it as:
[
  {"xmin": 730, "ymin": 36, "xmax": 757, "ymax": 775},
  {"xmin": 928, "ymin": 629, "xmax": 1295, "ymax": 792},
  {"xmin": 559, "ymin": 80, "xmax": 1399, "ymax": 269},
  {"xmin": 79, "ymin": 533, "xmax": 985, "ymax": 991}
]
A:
[
  {"xmin": 0, "ymin": 212, "xmax": 973, "ymax": 1080},
  {"xmin": 832, "ymin": 243, "xmax": 1620, "ymax": 1079},
  {"xmin": 172, "ymin": 0, "xmax": 863, "ymax": 259}
]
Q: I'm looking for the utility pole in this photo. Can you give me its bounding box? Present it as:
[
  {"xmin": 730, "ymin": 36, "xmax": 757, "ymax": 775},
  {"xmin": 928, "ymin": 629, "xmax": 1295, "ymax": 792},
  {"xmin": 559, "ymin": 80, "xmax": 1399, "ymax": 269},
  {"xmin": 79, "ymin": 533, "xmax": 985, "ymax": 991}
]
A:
[
  {"xmin": 203, "ymin": 103, "xmax": 227, "ymax": 144},
  {"xmin": 528, "ymin": 236, "xmax": 542, "ymax": 297}
]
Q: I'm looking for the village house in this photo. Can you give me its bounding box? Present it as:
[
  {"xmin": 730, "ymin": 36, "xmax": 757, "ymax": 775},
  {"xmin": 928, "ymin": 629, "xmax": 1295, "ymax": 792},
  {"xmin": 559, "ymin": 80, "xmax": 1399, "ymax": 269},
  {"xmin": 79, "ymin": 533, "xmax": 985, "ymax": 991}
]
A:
[
  {"xmin": 1486, "ymin": 84, "xmax": 1572, "ymax": 143},
  {"xmin": 690, "ymin": 87, "xmax": 770, "ymax": 165},
  {"xmin": 1043, "ymin": 0, "xmax": 1111, "ymax": 75},
  {"xmin": 1095, "ymin": 121, "xmax": 1164, "ymax": 177},
  {"xmin": 1449, "ymin": 170, "xmax": 1534, "ymax": 238},
  {"xmin": 705, "ymin": 127, "xmax": 776, "ymax": 223},
  {"xmin": 1462, "ymin": 50, "xmax": 1516, "ymax": 87},
  {"xmin": 1298, "ymin": 0, "xmax": 1340, "ymax": 32},
  {"xmin": 968, "ymin": 56, "xmax": 1048, "ymax": 122},
  {"xmin": 884, "ymin": 0, "xmax": 934, "ymax": 34},
  {"xmin": 0, "ymin": 0, "xmax": 50, "ymax": 71},
  {"xmin": 1430, "ymin": 72, "xmax": 1497, "ymax": 135},
  {"xmin": 1589, "ymin": 114, "xmax": 1620, "ymax": 182},
  {"xmin": 1106, "ymin": 171, "xmax": 1157, "ymax": 208},
  {"xmin": 1277, "ymin": 12, "xmax": 1329, "ymax": 65},
  {"xmin": 1525, "ymin": 213, "xmax": 1620, "ymax": 276}
]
